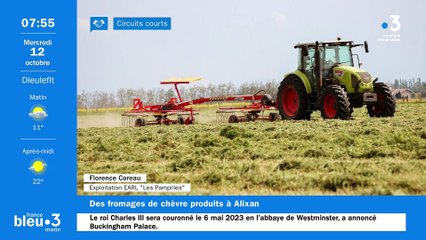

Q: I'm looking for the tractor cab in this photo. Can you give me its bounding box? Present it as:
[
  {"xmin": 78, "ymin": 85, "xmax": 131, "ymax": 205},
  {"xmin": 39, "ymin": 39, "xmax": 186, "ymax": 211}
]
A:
[{"xmin": 296, "ymin": 40, "xmax": 368, "ymax": 91}]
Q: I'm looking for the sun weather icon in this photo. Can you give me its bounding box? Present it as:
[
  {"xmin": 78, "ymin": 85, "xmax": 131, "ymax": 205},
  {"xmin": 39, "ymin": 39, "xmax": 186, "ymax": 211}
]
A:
[
  {"xmin": 28, "ymin": 105, "xmax": 48, "ymax": 121},
  {"xmin": 29, "ymin": 159, "xmax": 47, "ymax": 174}
]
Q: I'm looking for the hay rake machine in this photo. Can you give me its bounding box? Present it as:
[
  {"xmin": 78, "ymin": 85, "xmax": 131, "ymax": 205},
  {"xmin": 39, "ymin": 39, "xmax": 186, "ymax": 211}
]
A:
[{"xmin": 121, "ymin": 77, "xmax": 279, "ymax": 127}]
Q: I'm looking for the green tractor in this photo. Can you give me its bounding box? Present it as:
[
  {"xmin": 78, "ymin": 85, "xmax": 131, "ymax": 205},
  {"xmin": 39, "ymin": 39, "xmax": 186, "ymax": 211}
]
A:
[{"xmin": 277, "ymin": 39, "xmax": 396, "ymax": 120}]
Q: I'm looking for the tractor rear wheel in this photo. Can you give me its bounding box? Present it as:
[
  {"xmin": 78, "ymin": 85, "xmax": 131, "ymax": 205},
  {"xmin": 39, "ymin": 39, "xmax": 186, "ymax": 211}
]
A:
[
  {"xmin": 278, "ymin": 76, "xmax": 309, "ymax": 120},
  {"xmin": 367, "ymin": 82, "xmax": 396, "ymax": 117},
  {"xmin": 319, "ymin": 85, "xmax": 351, "ymax": 120}
]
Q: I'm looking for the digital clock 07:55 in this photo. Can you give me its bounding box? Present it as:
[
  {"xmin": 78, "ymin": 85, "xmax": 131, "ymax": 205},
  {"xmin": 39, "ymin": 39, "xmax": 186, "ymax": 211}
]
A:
[{"xmin": 21, "ymin": 18, "xmax": 55, "ymax": 28}]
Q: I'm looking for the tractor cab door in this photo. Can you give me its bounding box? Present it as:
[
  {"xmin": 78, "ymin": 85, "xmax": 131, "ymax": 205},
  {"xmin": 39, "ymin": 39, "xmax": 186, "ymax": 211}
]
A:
[
  {"xmin": 302, "ymin": 47, "xmax": 317, "ymax": 90},
  {"xmin": 322, "ymin": 46, "xmax": 338, "ymax": 80}
]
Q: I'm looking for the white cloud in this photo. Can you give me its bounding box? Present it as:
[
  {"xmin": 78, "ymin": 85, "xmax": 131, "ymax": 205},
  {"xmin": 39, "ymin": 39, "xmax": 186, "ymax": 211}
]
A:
[
  {"xmin": 271, "ymin": 12, "xmax": 286, "ymax": 24},
  {"xmin": 29, "ymin": 111, "xmax": 48, "ymax": 120}
]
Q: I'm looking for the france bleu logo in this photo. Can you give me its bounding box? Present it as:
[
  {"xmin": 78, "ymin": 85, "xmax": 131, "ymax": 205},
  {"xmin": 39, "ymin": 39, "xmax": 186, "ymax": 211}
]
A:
[{"xmin": 90, "ymin": 17, "xmax": 108, "ymax": 32}]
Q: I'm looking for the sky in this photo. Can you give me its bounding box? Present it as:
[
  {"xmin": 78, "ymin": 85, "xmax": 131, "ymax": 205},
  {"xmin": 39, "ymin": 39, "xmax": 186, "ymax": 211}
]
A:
[{"xmin": 78, "ymin": 0, "xmax": 426, "ymax": 93}]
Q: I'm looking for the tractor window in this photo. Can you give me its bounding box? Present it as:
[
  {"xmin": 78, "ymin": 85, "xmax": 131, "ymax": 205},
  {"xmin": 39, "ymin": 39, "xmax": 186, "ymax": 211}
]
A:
[
  {"xmin": 303, "ymin": 48, "xmax": 315, "ymax": 70},
  {"xmin": 323, "ymin": 46, "xmax": 337, "ymax": 69},
  {"xmin": 337, "ymin": 46, "xmax": 353, "ymax": 66},
  {"xmin": 322, "ymin": 45, "xmax": 353, "ymax": 69},
  {"xmin": 303, "ymin": 48, "xmax": 316, "ymax": 87}
]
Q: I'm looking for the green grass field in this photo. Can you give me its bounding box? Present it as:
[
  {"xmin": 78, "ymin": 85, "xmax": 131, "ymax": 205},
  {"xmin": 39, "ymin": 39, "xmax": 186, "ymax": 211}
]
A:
[{"xmin": 77, "ymin": 102, "xmax": 426, "ymax": 195}]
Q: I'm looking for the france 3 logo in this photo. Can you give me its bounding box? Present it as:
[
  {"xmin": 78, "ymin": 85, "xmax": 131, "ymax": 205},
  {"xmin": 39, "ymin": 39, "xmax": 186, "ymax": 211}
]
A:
[
  {"xmin": 13, "ymin": 213, "xmax": 61, "ymax": 232},
  {"xmin": 378, "ymin": 15, "xmax": 401, "ymax": 42},
  {"xmin": 90, "ymin": 16, "xmax": 108, "ymax": 32},
  {"xmin": 381, "ymin": 15, "xmax": 401, "ymax": 32}
]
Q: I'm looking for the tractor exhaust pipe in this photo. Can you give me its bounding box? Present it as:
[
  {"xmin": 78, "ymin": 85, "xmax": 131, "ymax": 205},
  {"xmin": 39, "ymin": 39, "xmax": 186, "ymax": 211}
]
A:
[{"xmin": 364, "ymin": 41, "xmax": 369, "ymax": 53}]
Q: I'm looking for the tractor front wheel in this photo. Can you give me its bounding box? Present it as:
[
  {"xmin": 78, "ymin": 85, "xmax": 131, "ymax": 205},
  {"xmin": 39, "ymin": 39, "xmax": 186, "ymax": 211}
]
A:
[
  {"xmin": 319, "ymin": 85, "xmax": 351, "ymax": 120},
  {"xmin": 367, "ymin": 82, "xmax": 396, "ymax": 117},
  {"xmin": 277, "ymin": 76, "xmax": 309, "ymax": 120}
]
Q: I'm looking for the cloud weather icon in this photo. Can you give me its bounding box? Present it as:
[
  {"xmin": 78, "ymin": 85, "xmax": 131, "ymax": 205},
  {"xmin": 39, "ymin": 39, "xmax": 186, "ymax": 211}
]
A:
[{"xmin": 29, "ymin": 106, "xmax": 48, "ymax": 121}]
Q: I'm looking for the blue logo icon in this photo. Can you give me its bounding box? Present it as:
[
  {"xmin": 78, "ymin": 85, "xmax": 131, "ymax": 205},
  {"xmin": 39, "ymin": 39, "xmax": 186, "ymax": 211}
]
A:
[
  {"xmin": 90, "ymin": 17, "xmax": 108, "ymax": 32},
  {"xmin": 380, "ymin": 15, "xmax": 400, "ymax": 32}
]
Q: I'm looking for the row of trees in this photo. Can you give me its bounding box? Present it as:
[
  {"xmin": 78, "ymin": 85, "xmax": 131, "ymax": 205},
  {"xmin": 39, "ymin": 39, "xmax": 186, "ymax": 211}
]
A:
[{"xmin": 78, "ymin": 80, "xmax": 280, "ymax": 109}]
